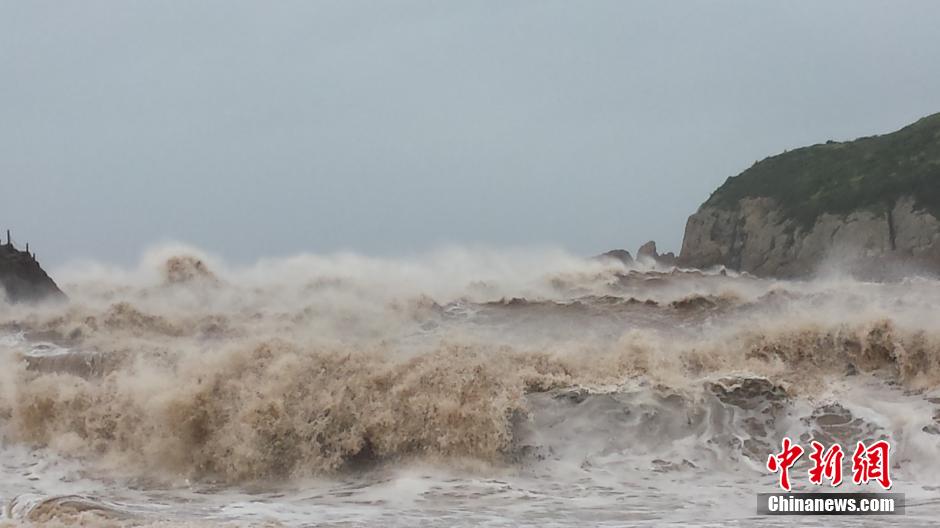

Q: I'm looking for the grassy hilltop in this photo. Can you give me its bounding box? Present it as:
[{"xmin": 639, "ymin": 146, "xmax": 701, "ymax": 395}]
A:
[{"xmin": 705, "ymin": 113, "xmax": 940, "ymax": 227}]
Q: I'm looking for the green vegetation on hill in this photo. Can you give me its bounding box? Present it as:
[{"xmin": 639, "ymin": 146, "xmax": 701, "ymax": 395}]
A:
[{"xmin": 705, "ymin": 112, "xmax": 940, "ymax": 227}]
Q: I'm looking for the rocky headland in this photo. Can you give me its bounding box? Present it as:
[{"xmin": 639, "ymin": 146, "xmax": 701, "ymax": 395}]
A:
[
  {"xmin": 0, "ymin": 237, "xmax": 66, "ymax": 303},
  {"xmin": 678, "ymin": 113, "xmax": 940, "ymax": 278}
]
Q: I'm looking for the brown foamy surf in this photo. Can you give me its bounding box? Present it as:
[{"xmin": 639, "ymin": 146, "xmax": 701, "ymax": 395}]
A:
[{"xmin": 2, "ymin": 245, "xmax": 940, "ymax": 526}]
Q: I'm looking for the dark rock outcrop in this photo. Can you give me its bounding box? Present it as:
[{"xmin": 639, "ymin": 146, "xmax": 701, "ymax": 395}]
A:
[
  {"xmin": 636, "ymin": 241, "xmax": 677, "ymax": 267},
  {"xmin": 0, "ymin": 243, "xmax": 66, "ymax": 303},
  {"xmin": 595, "ymin": 249, "xmax": 633, "ymax": 266}
]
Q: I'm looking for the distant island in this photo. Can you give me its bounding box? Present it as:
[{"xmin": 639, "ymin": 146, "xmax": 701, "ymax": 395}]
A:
[{"xmin": 679, "ymin": 113, "xmax": 940, "ymax": 278}]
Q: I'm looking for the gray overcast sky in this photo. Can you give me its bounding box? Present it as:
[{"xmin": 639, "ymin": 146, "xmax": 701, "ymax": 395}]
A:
[{"xmin": 3, "ymin": 1, "xmax": 940, "ymax": 267}]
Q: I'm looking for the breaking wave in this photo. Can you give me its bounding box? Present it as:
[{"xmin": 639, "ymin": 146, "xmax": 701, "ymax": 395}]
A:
[{"xmin": 2, "ymin": 245, "xmax": 940, "ymax": 517}]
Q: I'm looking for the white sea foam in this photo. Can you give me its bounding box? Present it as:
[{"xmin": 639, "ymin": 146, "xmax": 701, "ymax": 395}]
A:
[{"xmin": 1, "ymin": 245, "xmax": 939, "ymax": 526}]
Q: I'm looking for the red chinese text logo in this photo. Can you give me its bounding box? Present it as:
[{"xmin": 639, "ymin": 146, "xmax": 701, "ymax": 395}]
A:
[
  {"xmin": 808, "ymin": 441, "xmax": 844, "ymax": 486},
  {"xmin": 766, "ymin": 438, "xmax": 892, "ymax": 491},
  {"xmin": 766, "ymin": 437, "xmax": 804, "ymax": 491},
  {"xmin": 852, "ymin": 440, "xmax": 892, "ymax": 489}
]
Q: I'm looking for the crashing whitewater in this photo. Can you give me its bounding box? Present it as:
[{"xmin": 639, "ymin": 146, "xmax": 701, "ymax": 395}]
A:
[{"xmin": 1, "ymin": 245, "xmax": 940, "ymax": 526}]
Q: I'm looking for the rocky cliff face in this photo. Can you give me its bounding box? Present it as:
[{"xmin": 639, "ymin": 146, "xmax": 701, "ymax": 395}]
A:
[
  {"xmin": 0, "ymin": 244, "xmax": 66, "ymax": 303},
  {"xmin": 679, "ymin": 113, "xmax": 940, "ymax": 278},
  {"xmin": 679, "ymin": 196, "xmax": 940, "ymax": 278}
]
